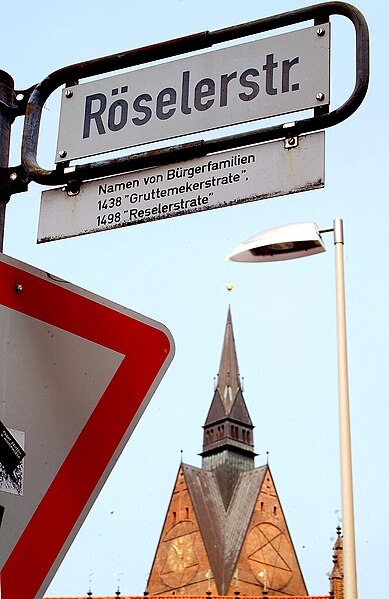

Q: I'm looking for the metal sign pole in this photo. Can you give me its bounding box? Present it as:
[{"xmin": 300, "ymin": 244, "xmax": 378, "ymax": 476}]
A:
[{"xmin": 0, "ymin": 71, "xmax": 14, "ymax": 252}]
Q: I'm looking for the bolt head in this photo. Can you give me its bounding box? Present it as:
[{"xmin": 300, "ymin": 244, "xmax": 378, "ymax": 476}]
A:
[
  {"xmin": 14, "ymin": 284, "xmax": 23, "ymax": 293},
  {"xmin": 9, "ymin": 172, "xmax": 18, "ymax": 181},
  {"xmin": 65, "ymin": 89, "xmax": 73, "ymax": 98},
  {"xmin": 316, "ymin": 92, "xmax": 325, "ymax": 102},
  {"xmin": 58, "ymin": 150, "xmax": 67, "ymax": 158},
  {"xmin": 15, "ymin": 93, "xmax": 24, "ymax": 102},
  {"xmin": 316, "ymin": 28, "xmax": 326, "ymax": 36}
]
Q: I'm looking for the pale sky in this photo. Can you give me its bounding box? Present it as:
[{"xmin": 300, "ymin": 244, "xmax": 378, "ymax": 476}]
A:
[{"xmin": 1, "ymin": 1, "xmax": 388, "ymax": 597}]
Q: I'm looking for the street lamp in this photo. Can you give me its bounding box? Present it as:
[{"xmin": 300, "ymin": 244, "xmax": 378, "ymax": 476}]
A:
[{"xmin": 229, "ymin": 218, "xmax": 357, "ymax": 599}]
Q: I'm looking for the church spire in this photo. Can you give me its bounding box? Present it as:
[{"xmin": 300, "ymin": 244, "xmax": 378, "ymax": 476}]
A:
[
  {"xmin": 200, "ymin": 307, "xmax": 256, "ymax": 507},
  {"xmin": 215, "ymin": 305, "xmax": 241, "ymax": 413},
  {"xmin": 330, "ymin": 526, "xmax": 344, "ymax": 599}
]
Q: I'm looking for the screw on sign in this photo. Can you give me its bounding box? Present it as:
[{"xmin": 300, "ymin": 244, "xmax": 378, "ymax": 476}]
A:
[{"xmin": 0, "ymin": 254, "xmax": 174, "ymax": 599}]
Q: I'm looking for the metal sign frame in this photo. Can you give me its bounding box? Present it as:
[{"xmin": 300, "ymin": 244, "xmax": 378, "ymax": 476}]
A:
[{"xmin": 20, "ymin": 1, "xmax": 368, "ymax": 190}]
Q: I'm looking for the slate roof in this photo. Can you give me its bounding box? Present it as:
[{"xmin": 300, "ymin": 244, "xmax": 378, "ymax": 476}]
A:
[{"xmin": 182, "ymin": 463, "xmax": 267, "ymax": 595}]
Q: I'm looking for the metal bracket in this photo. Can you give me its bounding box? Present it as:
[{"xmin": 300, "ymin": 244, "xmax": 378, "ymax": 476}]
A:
[
  {"xmin": 0, "ymin": 84, "xmax": 35, "ymax": 121},
  {"xmin": 0, "ymin": 165, "xmax": 30, "ymax": 195},
  {"xmin": 13, "ymin": 85, "xmax": 36, "ymax": 117},
  {"xmin": 63, "ymin": 167, "xmax": 81, "ymax": 196},
  {"xmin": 20, "ymin": 1, "xmax": 369, "ymax": 187},
  {"xmin": 0, "ymin": 83, "xmax": 34, "ymax": 198},
  {"xmin": 284, "ymin": 136, "xmax": 299, "ymax": 149}
]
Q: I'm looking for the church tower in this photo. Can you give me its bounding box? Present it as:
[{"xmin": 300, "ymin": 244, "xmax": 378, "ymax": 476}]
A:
[
  {"xmin": 330, "ymin": 527, "xmax": 344, "ymax": 599},
  {"xmin": 200, "ymin": 306, "xmax": 256, "ymax": 509},
  {"xmin": 146, "ymin": 309, "xmax": 307, "ymax": 597}
]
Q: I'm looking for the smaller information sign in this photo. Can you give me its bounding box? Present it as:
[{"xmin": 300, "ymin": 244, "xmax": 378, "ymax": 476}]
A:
[{"xmin": 38, "ymin": 131, "xmax": 325, "ymax": 243}]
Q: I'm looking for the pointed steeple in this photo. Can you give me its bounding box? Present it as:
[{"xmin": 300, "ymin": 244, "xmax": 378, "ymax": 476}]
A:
[
  {"xmin": 330, "ymin": 526, "xmax": 344, "ymax": 599},
  {"xmin": 200, "ymin": 307, "xmax": 256, "ymax": 507},
  {"xmin": 216, "ymin": 305, "xmax": 241, "ymax": 413}
]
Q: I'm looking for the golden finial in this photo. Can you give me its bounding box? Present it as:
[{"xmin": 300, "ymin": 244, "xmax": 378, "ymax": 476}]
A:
[{"xmin": 226, "ymin": 282, "xmax": 233, "ymax": 292}]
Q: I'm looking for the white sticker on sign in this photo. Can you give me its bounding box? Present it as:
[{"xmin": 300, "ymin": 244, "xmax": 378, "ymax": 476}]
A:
[{"xmin": 0, "ymin": 429, "xmax": 25, "ymax": 496}]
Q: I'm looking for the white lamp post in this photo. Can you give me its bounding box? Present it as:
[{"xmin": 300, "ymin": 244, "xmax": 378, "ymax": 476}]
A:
[{"xmin": 229, "ymin": 218, "xmax": 357, "ymax": 599}]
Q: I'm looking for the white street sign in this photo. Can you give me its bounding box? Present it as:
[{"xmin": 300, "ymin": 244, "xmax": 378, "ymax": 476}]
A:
[
  {"xmin": 39, "ymin": 131, "xmax": 324, "ymax": 243},
  {"xmin": 55, "ymin": 25, "xmax": 330, "ymax": 163}
]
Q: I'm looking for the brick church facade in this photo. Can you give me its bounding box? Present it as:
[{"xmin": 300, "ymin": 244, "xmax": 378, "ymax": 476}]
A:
[{"xmin": 144, "ymin": 308, "xmax": 343, "ymax": 598}]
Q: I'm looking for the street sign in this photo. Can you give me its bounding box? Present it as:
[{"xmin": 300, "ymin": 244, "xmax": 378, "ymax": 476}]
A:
[
  {"xmin": 55, "ymin": 24, "xmax": 330, "ymax": 163},
  {"xmin": 0, "ymin": 254, "xmax": 174, "ymax": 599},
  {"xmin": 39, "ymin": 131, "xmax": 324, "ymax": 243}
]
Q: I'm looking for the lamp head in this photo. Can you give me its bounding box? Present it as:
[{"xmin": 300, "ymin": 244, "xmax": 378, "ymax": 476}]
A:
[{"xmin": 228, "ymin": 222, "xmax": 326, "ymax": 263}]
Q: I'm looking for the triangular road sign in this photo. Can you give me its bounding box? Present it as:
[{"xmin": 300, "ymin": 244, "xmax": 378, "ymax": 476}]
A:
[{"xmin": 0, "ymin": 254, "xmax": 174, "ymax": 599}]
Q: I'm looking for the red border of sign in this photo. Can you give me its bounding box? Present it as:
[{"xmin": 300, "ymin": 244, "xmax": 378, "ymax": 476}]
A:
[{"xmin": 0, "ymin": 258, "xmax": 173, "ymax": 599}]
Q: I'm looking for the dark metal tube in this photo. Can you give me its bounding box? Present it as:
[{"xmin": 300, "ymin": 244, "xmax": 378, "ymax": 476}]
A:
[{"xmin": 0, "ymin": 71, "xmax": 15, "ymax": 251}]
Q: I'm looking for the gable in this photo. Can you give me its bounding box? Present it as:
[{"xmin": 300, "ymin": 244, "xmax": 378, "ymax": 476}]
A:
[
  {"xmin": 146, "ymin": 465, "xmax": 214, "ymax": 596},
  {"xmin": 229, "ymin": 389, "xmax": 253, "ymax": 427},
  {"xmin": 203, "ymin": 389, "xmax": 227, "ymax": 426},
  {"xmin": 147, "ymin": 464, "xmax": 307, "ymax": 597},
  {"xmin": 230, "ymin": 468, "xmax": 308, "ymax": 596}
]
